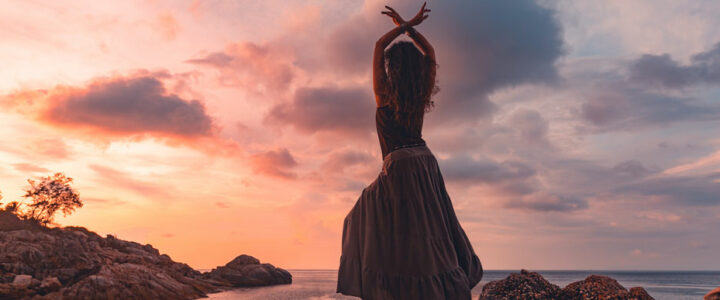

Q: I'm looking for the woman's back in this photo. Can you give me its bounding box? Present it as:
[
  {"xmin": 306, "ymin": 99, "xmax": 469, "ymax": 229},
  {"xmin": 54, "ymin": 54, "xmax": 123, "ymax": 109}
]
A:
[{"xmin": 376, "ymin": 105, "xmax": 426, "ymax": 158}]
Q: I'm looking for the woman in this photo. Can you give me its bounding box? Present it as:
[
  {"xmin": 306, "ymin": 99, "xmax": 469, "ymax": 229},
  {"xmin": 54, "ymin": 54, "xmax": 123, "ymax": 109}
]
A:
[{"xmin": 337, "ymin": 3, "xmax": 483, "ymax": 299}]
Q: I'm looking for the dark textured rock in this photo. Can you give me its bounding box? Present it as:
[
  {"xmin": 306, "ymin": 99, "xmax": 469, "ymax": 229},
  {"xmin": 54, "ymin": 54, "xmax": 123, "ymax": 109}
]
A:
[
  {"xmin": 205, "ymin": 255, "xmax": 292, "ymax": 287},
  {"xmin": 478, "ymin": 271, "xmax": 655, "ymax": 300},
  {"xmin": 0, "ymin": 212, "xmax": 292, "ymax": 299},
  {"xmin": 706, "ymin": 287, "xmax": 720, "ymax": 300},
  {"xmin": 479, "ymin": 269, "xmax": 561, "ymax": 300},
  {"xmin": 629, "ymin": 287, "xmax": 654, "ymax": 300},
  {"xmin": 560, "ymin": 275, "xmax": 655, "ymax": 300}
]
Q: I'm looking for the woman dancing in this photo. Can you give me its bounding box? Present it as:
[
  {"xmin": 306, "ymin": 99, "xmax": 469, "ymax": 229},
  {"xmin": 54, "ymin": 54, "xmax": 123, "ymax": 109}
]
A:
[{"xmin": 336, "ymin": 3, "xmax": 483, "ymax": 299}]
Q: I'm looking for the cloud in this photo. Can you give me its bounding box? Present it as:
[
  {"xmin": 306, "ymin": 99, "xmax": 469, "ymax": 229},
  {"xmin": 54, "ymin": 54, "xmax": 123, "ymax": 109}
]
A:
[
  {"xmin": 89, "ymin": 164, "xmax": 170, "ymax": 197},
  {"xmin": 506, "ymin": 193, "xmax": 589, "ymax": 212},
  {"xmin": 12, "ymin": 163, "xmax": 50, "ymax": 174},
  {"xmin": 2, "ymin": 72, "xmax": 215, "ymax": 140},
  {"xmin": 508, "ymin": 109, "xmax": 551, "ymax": 146},
  {"xmin": 249, "ymin": 148, "xmax": 298, "ymax": 179},
  {"xmin": 265, "ymin": 86, "xmax": 374, "ymax": 135},
  {"xmin": 616, "ymin": 172, "xmax": 720, "ymax": 206},
  {"xmin": 321, "ymin": 150, "xmax": 374, "ymax": 173},
  {"xmin": 578, "ymin": 81, "xmax": 720, "ymax": 131},
  {"xmin": 440, "ymin": 155, "xmax": 536, "ymax": 184},
  {"xmin": 629, "ymin": 42, "xmax": 720, "ymax": 88},
  {"xmin": 186, "ymin": 42, "xmax": 296, "ymax": 93},
  {"xmin": 154, "ymin": 13, "xmax": 180, "ymax": 40}
]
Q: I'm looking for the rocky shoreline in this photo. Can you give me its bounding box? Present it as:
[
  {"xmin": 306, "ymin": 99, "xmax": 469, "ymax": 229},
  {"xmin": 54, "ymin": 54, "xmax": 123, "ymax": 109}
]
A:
[
  {"xmin": 0, "ymin": 211, "xmax": 291, "ymax": 299},
  {"xmin": 479, "ymin": 269, "xmax": 654, "ymax": 300}
]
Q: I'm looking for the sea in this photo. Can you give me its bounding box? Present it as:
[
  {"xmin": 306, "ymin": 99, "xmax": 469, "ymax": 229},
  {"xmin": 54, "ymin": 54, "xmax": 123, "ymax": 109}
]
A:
[{"xmin": 206, "ymin": 269, "xmax": 719, "ymax": 300}]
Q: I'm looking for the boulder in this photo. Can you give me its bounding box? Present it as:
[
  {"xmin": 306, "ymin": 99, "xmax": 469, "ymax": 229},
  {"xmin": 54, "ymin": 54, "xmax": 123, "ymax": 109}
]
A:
[
  {"xmin": 560, "ymin": 275, "xmax": 654, "ymax": 300},
  {"xmin": 38, "ymin": 276, "xmax": 62, "ymax": 294},
  {"xmin": 11, "ymin": 274, "xmax": 32, "ymax": 287},
  {"xmin": 630, "ymin": 287, "xmax": 654, "ymax": 300},
  {"xmin": 479, "ymin": 269, "xmax": 561, "ymax": 300},
  {"xmin": 205, "ymin": 255, "xmax": 292, "ymax": 287},
  {"xmin": 706, "ymin": 287, "xmax": 720, "ymax": 300}
]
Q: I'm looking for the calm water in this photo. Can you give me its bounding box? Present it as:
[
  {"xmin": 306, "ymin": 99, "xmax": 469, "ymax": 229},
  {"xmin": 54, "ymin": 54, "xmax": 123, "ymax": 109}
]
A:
[{"xmin": 207, "ymin": 270, "xmax": 720, "ymax": 300}]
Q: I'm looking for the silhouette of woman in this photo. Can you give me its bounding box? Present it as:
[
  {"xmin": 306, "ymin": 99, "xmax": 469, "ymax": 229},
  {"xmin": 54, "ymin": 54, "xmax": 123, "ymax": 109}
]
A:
[{"xmin": 337, "ymin": 3, "xmax": 483, "ymax": 299}]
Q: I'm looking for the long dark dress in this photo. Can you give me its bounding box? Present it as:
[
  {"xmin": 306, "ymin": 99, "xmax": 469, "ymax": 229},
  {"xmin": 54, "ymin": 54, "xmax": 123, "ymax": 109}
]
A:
[{"xmin": 336, "ymin": 105, "xmax": 483, "ymax": 299}]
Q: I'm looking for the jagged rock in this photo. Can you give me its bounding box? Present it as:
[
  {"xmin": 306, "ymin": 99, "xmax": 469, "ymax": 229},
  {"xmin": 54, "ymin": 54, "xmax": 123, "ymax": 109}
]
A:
[
  {"xmin": 560, "ymin": 275, "xmax": 654, "ymax": 300},
  {"xmin": 0, "ymin": 211, "xmax": 292, "ymax": 299},
  {"xmin": 630, "ymin": 287, "xmax": 654, "ymax": 300},
  {"xmin": 479, "ymin": 269, "xmax": 561, "ymax": 300},
  {"xmin": 12, "ymin": 274, "xmax": 32, "ymax": 287},
  {"xmin": 38, "ymin": 276, "xmax": 61, "ymax": 294},
  {"xmin": 706, "ymin": 287, "xmax": 720, "ymax": 300},
  {"xmin": 205, "ymin": 255, "xmax": 292, "ymax": 287}
]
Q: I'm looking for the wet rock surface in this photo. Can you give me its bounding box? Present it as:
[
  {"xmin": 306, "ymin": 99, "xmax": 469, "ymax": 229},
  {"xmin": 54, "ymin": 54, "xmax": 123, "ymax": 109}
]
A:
[
  {"xmin": 0, "ymin": 212, "xmax": 292, "ymax": 300},
  {"xmin": 480, "ymin": 270, "xmax": 654, "ymax": 300}
]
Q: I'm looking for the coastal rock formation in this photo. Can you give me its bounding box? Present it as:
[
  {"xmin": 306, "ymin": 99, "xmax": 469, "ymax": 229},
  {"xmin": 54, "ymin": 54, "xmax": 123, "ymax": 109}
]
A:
[
  {"xmin": 480, "ymin": 270, "xmax": 654, "ymax": 300},
  {"xmin": 205, "ymin": 255, "xmax": 292, "ymax": 287},
  {"xmin": 479, "ymin": 269, "xmax": 561, "ymax": 299},
  {"xmin": 561, "ymin": 275, "xmax": 653, "ymax": 299},
  {"xmin": 706, "ymin": 287, "xmax": 720, "ymax": 300},
  {"xmin": 0, "ymin": 211, "xmax": 292, "ymax": 300}
]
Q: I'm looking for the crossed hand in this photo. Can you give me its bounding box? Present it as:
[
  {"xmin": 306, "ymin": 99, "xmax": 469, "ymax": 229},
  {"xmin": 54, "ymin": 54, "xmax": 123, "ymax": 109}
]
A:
[{"xmin": 381, "ymin": 2, "xmax": 431, "ymax": 29}]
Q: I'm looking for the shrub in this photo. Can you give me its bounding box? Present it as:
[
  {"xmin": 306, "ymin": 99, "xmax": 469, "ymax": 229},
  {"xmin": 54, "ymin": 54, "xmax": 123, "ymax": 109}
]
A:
[{"xmin": 19, "ymin": 172, "xmax": 82, "ymax": 225}]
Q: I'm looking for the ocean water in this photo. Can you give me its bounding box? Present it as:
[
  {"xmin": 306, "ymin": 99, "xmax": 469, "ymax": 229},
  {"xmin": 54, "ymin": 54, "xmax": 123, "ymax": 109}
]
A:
[{"xmin": 207, "ymin": 269, "xmax": 720, "ymax": 300}]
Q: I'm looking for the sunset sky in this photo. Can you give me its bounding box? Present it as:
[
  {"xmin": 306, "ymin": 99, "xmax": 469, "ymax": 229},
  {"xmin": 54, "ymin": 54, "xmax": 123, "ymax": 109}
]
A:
[{"xmin": 1, "ymin": 0, "xmax": 720, "ymax": 270}]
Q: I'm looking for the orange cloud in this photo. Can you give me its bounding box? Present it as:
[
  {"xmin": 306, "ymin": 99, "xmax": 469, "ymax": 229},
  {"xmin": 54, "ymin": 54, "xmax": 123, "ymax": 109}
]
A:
[
  {"xmin": 1, "ymin": 71, "xmax": 221, "ymax": 146},
  {"xmin": 249, "ymin": 148, "xmax": 298, "ymax": 179}
]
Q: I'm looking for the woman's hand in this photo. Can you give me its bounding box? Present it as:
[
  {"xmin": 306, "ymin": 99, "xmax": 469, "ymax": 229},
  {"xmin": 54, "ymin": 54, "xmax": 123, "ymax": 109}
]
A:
[
  {"xmin": 406, "ymin": 2, "xmax": 430, "ymax": 27},
  {"xmin": 381, "ymin": 2, "xmax": 430, "ymax": 28},
  {"xmin": 381, "ymin": 6, "xmax": 405, "ymax": 26}
]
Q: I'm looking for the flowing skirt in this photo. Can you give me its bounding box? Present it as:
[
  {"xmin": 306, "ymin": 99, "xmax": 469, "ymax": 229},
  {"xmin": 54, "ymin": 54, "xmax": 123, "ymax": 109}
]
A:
[{"xmin": 336, "ymin": 145, "xmax": 483, "ymax": 300}]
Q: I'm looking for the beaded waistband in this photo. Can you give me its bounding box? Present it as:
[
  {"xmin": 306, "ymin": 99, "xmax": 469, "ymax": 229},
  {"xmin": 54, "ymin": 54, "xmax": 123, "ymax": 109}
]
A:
[{"xmin": 391, "ymin": 141, "xmax": 426, "ymax": 151}]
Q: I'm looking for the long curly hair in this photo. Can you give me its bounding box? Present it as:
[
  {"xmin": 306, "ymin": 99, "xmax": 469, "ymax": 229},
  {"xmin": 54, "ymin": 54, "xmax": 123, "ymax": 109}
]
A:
[{"xmin": 384, "ymin": 41, "xmax": 438, "ymax": 127}]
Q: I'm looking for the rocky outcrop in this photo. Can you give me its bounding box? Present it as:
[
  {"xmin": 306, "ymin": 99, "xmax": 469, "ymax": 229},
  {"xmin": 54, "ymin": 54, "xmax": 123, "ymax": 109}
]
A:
[
  {"xmin": 706, "ymin": 287, "xmax": 720, "ymax": 300},
  {"xmin": 204, "ymin": 255, "xmax": 292, "ymax": 287},
  {"xmin": 480, "ymin": 270, "xmax": 654, "ymax": 300},
  {"xmin": 560, "ymin": 275, "xmax": 653, "ymax": 299},
  {"xmin": 479, "ymin": 269, "xmax": 561, "ymax": 299},
  {"xmin": 0, "ymin": 212, "xmax": 292, "ymax": 299}
]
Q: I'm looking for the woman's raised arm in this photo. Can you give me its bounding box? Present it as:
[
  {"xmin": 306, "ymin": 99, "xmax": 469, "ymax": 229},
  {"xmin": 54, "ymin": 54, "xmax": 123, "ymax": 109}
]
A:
[
  {"xmin": 374, "ymin": 3, "xmax": 431, "ymax": 107},
  {"xmin": 406, "ymin": 27, "xmax": 435, "ymax": 63},
  {"xmin": 373, "ymin": 25, "xmax": 407, "ymax": 107}
]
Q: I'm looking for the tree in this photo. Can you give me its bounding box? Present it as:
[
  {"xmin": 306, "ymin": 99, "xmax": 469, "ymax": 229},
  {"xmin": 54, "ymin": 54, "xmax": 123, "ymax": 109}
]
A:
[{"xmin": 20, "ymin": 172, "xmax": 82, "ymax": 225}]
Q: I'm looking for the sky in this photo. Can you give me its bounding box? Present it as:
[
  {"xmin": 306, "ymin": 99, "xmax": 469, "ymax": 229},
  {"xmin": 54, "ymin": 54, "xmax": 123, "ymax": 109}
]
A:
[{"xmin": 1, "ymin": 0, "xmax": 719, "ymax": 270}]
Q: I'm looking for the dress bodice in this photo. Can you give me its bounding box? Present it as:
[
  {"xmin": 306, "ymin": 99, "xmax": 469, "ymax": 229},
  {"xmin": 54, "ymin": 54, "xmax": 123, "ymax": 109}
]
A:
[{"xmin": 375, "ymin": 105, "xmax": 426, "ymax": 158}]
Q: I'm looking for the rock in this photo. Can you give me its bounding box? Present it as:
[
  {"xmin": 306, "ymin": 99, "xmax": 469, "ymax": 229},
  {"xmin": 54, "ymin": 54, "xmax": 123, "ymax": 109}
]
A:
[
  {"xmin": 479, "ymin": 272, "xmax": 655, "ymax": 300},
  {"xmin": 706, "ymin": 287, "xmax": 720, "ymax": 300},
  {"xmin": 0, "ymin": 283, "xmax": 35, "ymax": 299},
  {"xmin": 479, "ymin": 269, "xmax": 561, "ymax": 300},
  {"xmin": 227, "ymin": 254, "xmax": 260, "ymax": 267},
  {"xmin": 0, "ymin": 215, "xmax": 292, "ymax": 299},
  {"xmin": 630, "ymin": 287, "xmax": 654, "ymax": 300},
  {"xmin": 38, "ymin": 276, "xmax": 62, "ymax": 294},
  {"xmin": 560, "ymin": 275, "xmax": 655, "ymax": 300},
  {"xmin": 12, "ymin": 274, "xmax": 32, "ymax": 287},
  {"xmin": 205, "ymin": 255, "xmax": 292, "ymax": 287}
]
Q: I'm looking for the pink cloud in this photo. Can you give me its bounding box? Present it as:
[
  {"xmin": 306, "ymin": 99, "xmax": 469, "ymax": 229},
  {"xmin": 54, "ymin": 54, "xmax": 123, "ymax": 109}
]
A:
[
  {"xmin": 249, "ymin": 148, "xmax": 298, "ymax": 179},
  {"xmin": 265, "ymin": 86, "xmax": 374, "ymax": 136},
  {"xmin": 186, "ymin": 42, "xmax": 296, "ymax": 93}
]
